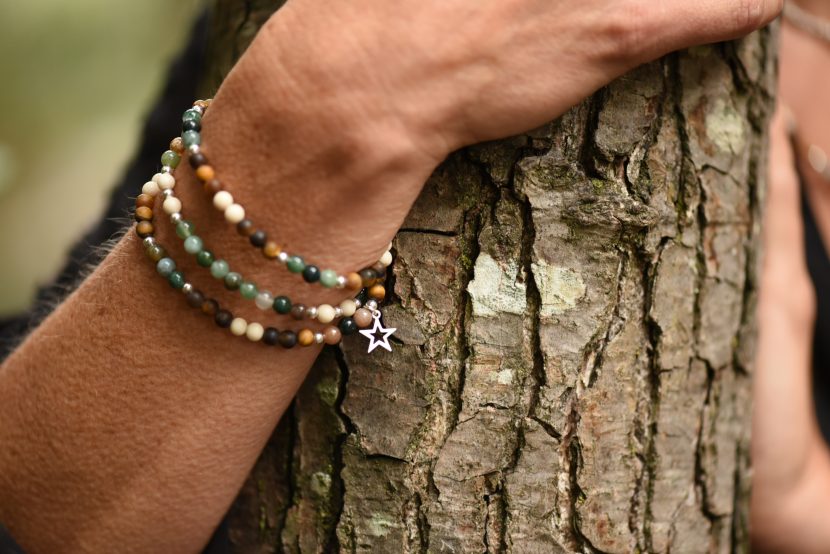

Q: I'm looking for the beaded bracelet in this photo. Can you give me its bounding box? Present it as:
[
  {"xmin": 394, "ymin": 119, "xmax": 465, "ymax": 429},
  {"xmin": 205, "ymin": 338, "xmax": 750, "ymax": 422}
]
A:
[
  {"xmin": 146, "ymin": 168, "xmax": 388, "ymax": 327},
  {"xmin": 173, "ymin": 101, "xmax": 390, "ymax": 293}
]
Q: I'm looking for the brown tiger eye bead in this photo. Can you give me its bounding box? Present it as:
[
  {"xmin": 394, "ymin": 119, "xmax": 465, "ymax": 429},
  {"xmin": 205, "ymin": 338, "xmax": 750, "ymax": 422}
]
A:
[
  {"xmin": 359, "ymin": 268, "xmax": 378, "ymax": 287},
  {"xmin": 195, "ymin": 165, "xmax": 215, "ymax": 182},
  {"xmin": 136, "ymin": 221, "xmax": 154, "ymax": 238},
  {"xmin": 134, "ymin": 206, "xmax": 153, "ymax": 221},
  {"xmin": 194, "ymin": 99, "xmax": 209, "ymax": 109},
  {"xmin": 189, "ymin": 152, "xmax": 207, "ymax": 169},
  {"xmin": 236, "ymin": 219, "xmax": 255, "ymax": 237},
  {"xmin": 203, "ymin": 179, "xmax": 222, "ymax": 195},
  {"xmin": 135, "ymin": 193, "xmax": 155, "ymax": 209},
  {"xmin": 201, "ymin": 299, "xmax": 219, "ymax": 316},
  {"xmin": 354, "ymin": 308, "xmax": 373, "ymax": 328},
  {"xmin": 263, "ymin": 241, "xmax": 281, "ymax": 259},
  {"xmin": 170, "ymin": 137, "xmax": 185, "ymax": 154},
  {"xmin": 345, "ymin": 272, "xmax": 362, "ymax": 290},
  {"xmin": 368, "ymin": 284, "xmax": 386, "ymax": 301},
  {"xmin": 298, "ymin": 329, "xmax": 315, "ymax": 347}
]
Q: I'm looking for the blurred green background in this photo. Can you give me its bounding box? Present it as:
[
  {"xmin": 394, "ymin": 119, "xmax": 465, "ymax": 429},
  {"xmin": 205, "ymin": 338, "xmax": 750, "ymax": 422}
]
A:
[{"xmin": 0, "ymin": 0, "xmax": 203, "ymax": 315}]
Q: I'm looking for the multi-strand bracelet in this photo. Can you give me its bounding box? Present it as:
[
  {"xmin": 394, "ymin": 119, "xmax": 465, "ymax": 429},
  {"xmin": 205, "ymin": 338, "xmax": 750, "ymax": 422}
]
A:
[{"xmin": 132, "ymin": 99, "xmax": 396, "ymax": 353}]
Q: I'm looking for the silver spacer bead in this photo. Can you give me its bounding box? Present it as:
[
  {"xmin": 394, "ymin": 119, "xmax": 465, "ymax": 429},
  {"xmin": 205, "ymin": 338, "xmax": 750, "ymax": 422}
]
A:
[
  {"xmin": 277, "ymin": 251, "xmax": 289, "ymax": 263},
  {"xmin": 182, "ymin": 283, "xmax": 194, "ymax": 294},
  {"xmin": 354, "ymin": 299, "xmax": 362, "ymax": 308},
  {"xmin": 161, "ymin": 165, "xmax": 172, "ymax": 174},
  {"xmin": 191, "ymin": 105, "xmax": 204, "ymax": 115},
  {"xmin": 306, "ymin": 306, "xmax": 318, "ymax": 320},
  {"xmin": 314, "ymin": 332, "xmax": 325, "ymax": 345},
  {"xmin": 366, "ymin": 299, "xmax": 379, "ymax": 311},
  {"xmin": 188, "ymin": 144, "xmax": 201, "ymax": 155},
  {"xmin": 170, "ymin": 212, "xmax": 182, "ymax": 224},
  {"xmin": 162, "ymin": 188, "xmax": 174, "ymax": 199},
  {"xmin": 336, "ymin": 275, "xmax": 347, "ymax": 289},
  {"xmin": 334, "ymin": 306, "xmax": 343, "ymax": 318},
  {"xmin": 142, "ymin": 236, "xmax": 156, "ymax": 247}
]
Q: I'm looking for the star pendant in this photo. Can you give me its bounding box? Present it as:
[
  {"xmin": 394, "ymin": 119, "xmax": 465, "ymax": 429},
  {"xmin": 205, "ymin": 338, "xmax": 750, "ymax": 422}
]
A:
[{"xmin": 359, "ymin": 312, "xmax": 396, "ymax": 353}]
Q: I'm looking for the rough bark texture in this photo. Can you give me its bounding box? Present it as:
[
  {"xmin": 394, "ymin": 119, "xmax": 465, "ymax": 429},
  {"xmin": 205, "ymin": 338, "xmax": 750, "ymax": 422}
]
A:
[{"xmin": 205, "ymin": 4, "xmax": 777, "ymax": 552}]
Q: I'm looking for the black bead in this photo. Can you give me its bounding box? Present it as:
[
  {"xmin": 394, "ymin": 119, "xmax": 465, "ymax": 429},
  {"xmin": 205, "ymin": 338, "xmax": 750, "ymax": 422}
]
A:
[
  {"xmin": 186, "ymin": 289, "xmax": 205, "ymax": 309},
  {"xmin": 302, "ymin": 265, "xmax": 321, "ymax": 283},
  {"xmin": 236, "ymin": 219, "xmax": 254, "ymax": 236},
  {"xmin": 249, "ymin": 230, "xmax": 267, "ymax": 248},
  {"xmin": 215, "ymin": 309, "xmax": 233, "ymax": 328},
  {"xmin": 189, "ymin": 152, "xmax": 207, "ymax": 169},
  {"xmin": 339, "ymin": 317, "xmax": 358, "ymax": 336},
  {"xmin": 182, "ymin": 119, "xmax": 201, "ymax": 132},
  {"xmin": 273, "ymin": 296, "xmax": 292, "ymax": 314},
  {"xmin": 278, "ymin": 330, "xmax": 298, "ymax": 348},
  {"xmin": 263, "ymin": 327, "xmax": 280, "ymax": 346}
]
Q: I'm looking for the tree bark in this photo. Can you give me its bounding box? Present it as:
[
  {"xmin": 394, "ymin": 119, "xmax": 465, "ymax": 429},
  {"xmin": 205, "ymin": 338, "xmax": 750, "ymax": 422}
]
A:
[{"xmin": 204, "ymin": 4, "xmax": 777, "ymax": 552}]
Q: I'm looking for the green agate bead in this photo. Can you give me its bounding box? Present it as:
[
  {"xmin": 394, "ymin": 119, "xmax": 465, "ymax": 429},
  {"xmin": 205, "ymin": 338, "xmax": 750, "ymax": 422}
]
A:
[
  {"xmin": 183, "ymin": 235, "xmax": 203, "ymax": 255},
  {"xmin": 145, "ymin": 244, "xmax": 166, "ymax": 262},
  {"xmin": 286, "ymin": 256, "xmax": 305, "ymax": 273},
  {"xmin": 273, "ymin": 296, "xmax": 292, "ymax": 314},
  {"xmin": 161, "ymin": 150, "xmax": 180, "ymax": 168},
  {"xmin": 182, "ymin": 109, "xmax": 202, "ymax": 123},
  {"xmin": 176, "ymin": 220, "xmax": 194, "ymax": 239},
  {"xmin": 182, "ymin": 130, "xmax": 201, "ymax": 148},
  {"xmin": 156, "ymin": 257, "xmax": 176, "ymax": 277},
  {"xmin": 168, "ymin": 271, "xmax": 186, "ymax": 289},
  {"xmin": 320, "ymin": 269, "xmax": 338, "ymax": 288},
  {"xmin": 196, "ymin": 250, "xmax": 214, "ymax": 267},
  {"xmin": 224, "ymin": 272, "xmax": 242, "ymax": 290},
  {"xmin": 240, "ymin": 281, "xmax": 258, "ymax": 299},
  {"xmin": 211, "ymin": 260, "xmax": 230, "ymax": 279}
]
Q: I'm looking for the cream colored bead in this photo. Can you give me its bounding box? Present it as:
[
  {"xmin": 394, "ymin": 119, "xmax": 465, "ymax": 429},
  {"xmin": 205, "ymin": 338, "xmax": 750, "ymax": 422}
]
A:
[
  {"xmin": 162, "ymin": 196, "xmax": 182, "ymax": 215},
  {"xmin": 230, "ymin": 317, "xmax": 247, "ymax": 336},
  {"xmin": 317, "ymin": 304, "xmax": 336, "ymax": 324},
  {"xmin": 213, "ymin": 191, "xmax": 234, "ymax": 211},
  {"xmin": 156, "ymin": 173, "xmax": 176, "ymax": 190},
  {"xmin": 387, "ymin": 241, "xmax": 393, "ymax": 252},
  {"xmin": 339, "ymin": 299, "xmax": 357, "ymax": 317},
  {"xmin": 151, "ymin": 172, "xmax": 165, "ymax": 184},
  {"xmin": 379, "ymin": 250, "xmax": 393, "ymax": 267},
  {"xmin": 224, "ymin": 203, "xmax": 245, "ymax": 224},
  {"xmin": 142, "ymin": 180, "xmax": 160, "ymax": 196},
  {"xmin": 245, "ymin": 322, "xmax": 264, "ymax": 342}
]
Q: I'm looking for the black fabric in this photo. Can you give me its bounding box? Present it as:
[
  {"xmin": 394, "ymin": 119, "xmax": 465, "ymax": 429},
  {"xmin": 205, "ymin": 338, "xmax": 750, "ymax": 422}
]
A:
[
  {"xmin": 801, "ymin": 182, "xmax": 830, "ymax": 444},
  {"xmin": 0, "ymin": 10, "xmax": 233, "ymax": 554}
]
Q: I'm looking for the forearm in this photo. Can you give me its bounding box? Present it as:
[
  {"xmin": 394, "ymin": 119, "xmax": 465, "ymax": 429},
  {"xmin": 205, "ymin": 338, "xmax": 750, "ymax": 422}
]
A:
[{"xmin": 0, "ymin": 20, "xmax": 434, "ymax": 554}]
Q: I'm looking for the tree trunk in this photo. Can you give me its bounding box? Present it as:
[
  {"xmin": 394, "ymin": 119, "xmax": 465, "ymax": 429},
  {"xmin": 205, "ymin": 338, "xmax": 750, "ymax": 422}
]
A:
[{"xmin": 204, "ymin": 4, "xmax": 777, "ymax": 552}]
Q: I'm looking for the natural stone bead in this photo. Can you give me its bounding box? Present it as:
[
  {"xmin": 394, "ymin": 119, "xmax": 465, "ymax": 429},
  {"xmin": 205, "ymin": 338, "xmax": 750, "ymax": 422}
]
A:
[
  {"xmin": 339, "ymin": 299, "xmax": 357, "ymax": 317},
  {"xmin": 213, "ymin": 191, "xmax": 233, "ymax": 211},
  {"xmin": 278, "ymin": 330, "xmax": 298, "ymax": 348},
  {"xmin": 380, "ymin": 250, "xmax": 393, "ymax": 267},
  {"xmin": 186, "ymin": 289, "xmax": 205, "ymax": 309},
  {"xmin": 339, "ymin": 317, "xmax": 358, "ymax": 335},
  {"xmin": 142, "ymin": 181, "xmax": 160, "ymax": 196},
  {"xmin": 303, "ymin": 265, "xmax": 320, "ymax": 283},
  {"xmin": 298, "ymin": 329, "xmax": 315, "ymax": 347},
  {"xmin": 240, "ymin": 282, "xmax": 258, "ymax": 300},
  {"xmin": 290, "ymin": 304, "xmax": 306, "ymax": 320},
  {"xmin": 368, "ymin": 284, "xmax": 386, "ymax": 301},
  {"xmin": 195, "ymin": 165, "xmax": 215, "ymax": 182},
  {"xmin": 203, "ymin": 179, "xmax": 222, "ymax": 195},
  {"xmin": 286, "ymin": 256, "xmax": 305, "ymax": 274},
  {"xmin": 210, "ymin": 260, "xmax": 230, "ymax": 279},
  {"xmin": 194, "ymin": 100, "xmax": 209, "ymax": 109},
  {"xmin": 182, "ymin": 130, "xmax": 201, "ymax": 148},
  {"xmin": 214, "ymin": 309, "xmax": 233, "ymax": 328},
  {"xmin": 324, "ymin": 326, "xmax": 342, "ymax": 345},
  {"xmin": 182, "ymin": 109, "xmax": 202, "ymax": 123},
  {"xmin": 250, "ymin": 230, "xmax": 267, "ymax": 248},
  {"xmin": 145, "ymin": 244, "xmax": 166, "ymax": 262},
  {"xmin": 196, "ymin": 250, "xmax": 214, "ymax": 267},
  {"xmin": 135, "ymin": 194, "xmax": 155, "ymax": 209},
  {"xmin": 236, "ymin": 219, "xmax": 254, "ymax": 237},
  {"xmin": 230, "ymin": 318, "xmax": 247, "ymax": 336},
  {"xmin": 176, "ymin": 220, "xmax": 194, "ymax": 239},
  {"xmin": 156, "ymin": 257, "xmax": 176, "ymax": 277},
  {"xmin": 170, "ymin": 137, "xmax": 184, "ymax": 154},
  {"xmin": 263, "ymin": 241, "xmax": 280, "ymax": 259},
  {"xmin": 263, "ymin": 327, "xmax": 279, "ymax": 346},
  {"xmin": 182, "ymin": 119, "xmax": 200, "ymax": 133},
  {"xmin": 359, "ymin": 268, "xmax": 378, "ymax": 287},
  {"xmin": 255, "ymin": 291, "xmax": 274, "ymax": 310},
  {"xmin": 317, "ymin": 304, "xmax": 336, "ymax": 324},
  {"xmin": 246, "ymin": 322, "xmax": 265, "ymax": 342},
  {"xmin": 345, "ymin": 272, "xmax": 362, "ymax": 290},
  {"xmin": 189, "ymin": 152, "xmax": 207, "ymax": 169},
  {"xmin": 320, "ymin": 269, "xmax": 339, "ymax": 288},
  {"xmin": 161, "ymin": 150, "xmax": 180, "ymax": 168},
  {"xmin": 225, "ymin": 204, "xmax": 245, "ymax": 224},
  {"xmin": 136, "ymin": 221, "xmax": 154, "ymax": 238},
  {"xmin": 201, "ymin": 299, "xmax": 218, "ymax": 316},
  {"xmin": 224, "ymin": 272, "xmax": 242, "ymax": 290},
  {"xmin": 168, "ymin": 271, "xmax": 185, "ymax": 289},
  {"xmin": 156, "ymin": 173, "xmax": 176, "ymax": 190},
  {"xmin": 273, "ymin": 296, "xmax": 292, "ymax": 314},
  {"xmin": 354, "ymin": 308, "xmax": 373, "ymax": 328},
  {"xmin": 134, "ymin": 206, "xmax": 153, "ymax": 221},
  {"xmin": 162, "ymin": 196, "xmax": 182, "ymax": 215},
  {"xmin": 183, "ymin": 235, "xmax": 203, "ymax": 255}
]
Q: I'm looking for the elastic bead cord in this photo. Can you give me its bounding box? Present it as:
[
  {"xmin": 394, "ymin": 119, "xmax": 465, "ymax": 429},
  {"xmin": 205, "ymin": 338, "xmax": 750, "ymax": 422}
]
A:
[
  {"xmin": 157, "ymin": 174, "xmax": 378, "ymax": 327},
  {"xmin": 179, "ymin": 100, "xmax": 393, "ymax": 292},
  {"xmin": 133, "ymin": 182, "xmax": 339, "ymax": 348}
]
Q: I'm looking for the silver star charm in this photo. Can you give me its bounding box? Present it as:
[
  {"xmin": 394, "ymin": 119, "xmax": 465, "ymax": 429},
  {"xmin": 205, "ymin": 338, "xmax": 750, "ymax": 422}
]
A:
[{"xmin": 359, "ymin": 312, "xmax": 396, "ymax": 353}]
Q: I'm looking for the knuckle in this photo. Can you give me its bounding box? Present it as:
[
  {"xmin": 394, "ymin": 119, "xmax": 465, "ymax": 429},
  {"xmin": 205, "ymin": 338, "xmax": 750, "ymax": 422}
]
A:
[
  {"xmin": 600, "ymin": 2, "xmax": 652, "ymax": 64},
  {"xmin": 733, "ymin": 0, "xmax": 781, "ymax": 34}
]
